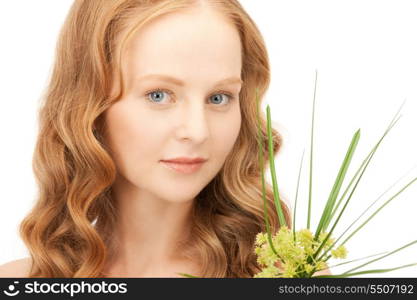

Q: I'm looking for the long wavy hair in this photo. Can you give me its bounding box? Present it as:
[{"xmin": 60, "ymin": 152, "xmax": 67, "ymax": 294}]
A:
[{"xmin": 19, "ymin": 0, "xmax": 292, "ymax": 278}]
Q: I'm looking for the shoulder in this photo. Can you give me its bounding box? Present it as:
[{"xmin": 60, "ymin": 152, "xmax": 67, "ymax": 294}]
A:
[
  {"xmin": 313, "ymin": 267, "xmax": 332, "ymax": 276},
  {"xmin": 0, "ymin": 257, "xmax": 32, "ymax": 278}
]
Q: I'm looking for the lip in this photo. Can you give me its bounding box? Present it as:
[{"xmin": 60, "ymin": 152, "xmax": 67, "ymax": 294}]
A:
[
  {"xmin": 160, "ymin": 157, "xmax": 207, "ymax": 174},
  {"xmin": 160, "ymin": 157, "xmax": 208, "ymax": 164}
]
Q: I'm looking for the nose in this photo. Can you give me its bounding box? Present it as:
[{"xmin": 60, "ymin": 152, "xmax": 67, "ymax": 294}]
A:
[{"xmin": 176, "ymin": 100, "xmax": 209, "ymax": 144}]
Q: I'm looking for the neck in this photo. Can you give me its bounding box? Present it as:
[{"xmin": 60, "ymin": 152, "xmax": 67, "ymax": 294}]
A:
[{"xmin": 102, "ymin": 174, "xmax": 198, "ymax": 277}]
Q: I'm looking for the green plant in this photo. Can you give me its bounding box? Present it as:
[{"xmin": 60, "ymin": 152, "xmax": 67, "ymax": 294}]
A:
[
  {"xmin": 254, "ymin": 70, "xmax": 417, "ymax": 278},
  {"xmin": 178, "ymin": 71, "xmax": 417, "ymax": 278}
]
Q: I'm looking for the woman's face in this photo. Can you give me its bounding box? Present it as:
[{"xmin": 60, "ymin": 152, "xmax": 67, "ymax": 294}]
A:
[{"xmin": 104, "ymin": 7, "xmax": 242, "ymax": 203}]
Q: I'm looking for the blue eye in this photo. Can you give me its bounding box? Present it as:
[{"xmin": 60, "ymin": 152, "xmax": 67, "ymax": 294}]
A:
[
  {"xmin": 144, "ymin": 89, "xmax": 235, "ymax": 105},
  {"xmin": 209, "ymin": 93, "xmax": 233, "ymax": 105},
  {"xmin": 145, "ymin": 89, "xmax": 171, "ymax": 103}
]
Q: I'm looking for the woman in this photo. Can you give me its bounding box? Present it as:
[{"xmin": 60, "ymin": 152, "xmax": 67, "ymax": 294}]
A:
[{"xmin": 0, "ymin": 0, "xmax": 329, "ymax": 277}]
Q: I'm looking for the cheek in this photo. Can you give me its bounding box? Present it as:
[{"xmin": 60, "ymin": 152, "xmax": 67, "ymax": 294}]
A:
[
  {"xmin": 212, "ymin": 110, "xmax": 241, "ymax": 160},
  {"xmin": 104, "ymin": 101, "xmax": 164, "ymax": 172}
]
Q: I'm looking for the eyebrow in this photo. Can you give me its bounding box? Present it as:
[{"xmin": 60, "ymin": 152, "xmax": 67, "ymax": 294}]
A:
[{"xmin": 137, "ymin": 74, "xmax": 243, "ymax": 87}]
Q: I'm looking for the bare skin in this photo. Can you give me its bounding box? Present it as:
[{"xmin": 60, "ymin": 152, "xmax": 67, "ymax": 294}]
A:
[
  {"xmin": 0, "ymin": 256, "xmax": 331, "ymax": 277},
  {"xmin": 0, "ymin": 4, "xmax": 332, "ymax": 279},
  {"xmin": 101, "ymin": 3, "xmax": 242, "ymax": 277},
  {"xmin": 0, "ymin": 258, "xmax": 32, "ymax": 277}
]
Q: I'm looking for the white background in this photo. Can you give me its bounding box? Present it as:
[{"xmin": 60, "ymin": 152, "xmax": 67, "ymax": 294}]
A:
[{"xmin": 1, "ymin": 0, "xmax": 416, "ymax": 277}]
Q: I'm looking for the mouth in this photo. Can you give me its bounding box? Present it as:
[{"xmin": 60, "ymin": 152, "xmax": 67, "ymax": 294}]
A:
[{"xmin": 159, "ymin": 160, "xmax": 206, "ymax": 174}]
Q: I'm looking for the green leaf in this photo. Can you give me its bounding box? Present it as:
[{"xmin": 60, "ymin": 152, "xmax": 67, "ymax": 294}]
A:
[
  {"xmin": 338, "ymin": 175, "xmax": 417, "ymax": 249},
  {"xmin": 314, "ymin": 129, "xmax": 361, "ymax": 240},
  {"xmin": 318, "ymin": 168, "xmax": 417, "ymax": 264},
  {"xmin": 325, "ymin": 251, "xmax": 389, "ymax": 269},
  {"xmin": 256, "ymin": 88, "xmax": 278, "ymax": 256},
  {"xmin": 326, "ymin": 100, "xmax": 405, "ymax": 226},
  {"xmin": 312, "ymin": 263, "xmax": 417, "ymax": 278},
  {"xmin": 293, "ymin": 149, "xmax": 305, "ymax": 242},
  {"xmin": 176, "ymin": 272, "xmax": 199, "ymax": 278},
  {"xmin": 310, "ymin": 103, "xmax": 404, "ymax": 264},
  {"xmin": 321, "ymin": 163, "xmax": 417, "ymax": 264},
  {"xmin": 266, "ymin": 105, "xmax": 287, "ymax": 228},
  {"xmin": 342, "ymin": 240, "xmax": 417, "ymax": 275},
  {"xmin": 315, "ymin": 101, "xmax": 407, "ymax": 263},
  {"xmin": 307, "ymin": 69, "xmax": 318, "ymax": 229}
]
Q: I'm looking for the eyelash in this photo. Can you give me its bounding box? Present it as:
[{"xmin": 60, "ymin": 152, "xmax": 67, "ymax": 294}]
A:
[{"xmin": 143, "ymin": 88, "xmax": 236, "ymax": 106}]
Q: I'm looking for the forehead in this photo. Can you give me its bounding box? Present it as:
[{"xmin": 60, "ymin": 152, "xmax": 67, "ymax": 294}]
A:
[{"xmin": 122, "ymin": 7, "xmax": 242, "ymax": 82}]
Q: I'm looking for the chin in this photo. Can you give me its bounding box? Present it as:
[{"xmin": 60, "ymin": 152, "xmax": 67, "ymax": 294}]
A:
[{"xmin": 156, "ymin": 191, "xmax": 199, "ymax": 204}]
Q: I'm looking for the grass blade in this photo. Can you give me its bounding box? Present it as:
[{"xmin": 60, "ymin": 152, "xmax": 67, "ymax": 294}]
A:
[
  {"xmin": 176, "ymin": 272, "xmax": 199, "ymax": 278},
  {"xmin": 321, "ymin": 163, "xmax": 417, "ymax": 263},
  {"xmin": 256, "ymin": 88, "xmax": 278, "ymax": 256},
  {"xmin": 338, "ymin": 176, "xmax": 417, "ymax": 247},
  {"xmin": 317, "ymin": 170, "xmax": 417, "ymax": 266},
  {"xmin": 266, "ymin": 105, "xmax": 287, "ymax": 227},
  {"xmin": 342, "ymin": 240, "xmax": 417, "ymax": 275},
  {"xmin": 293, "ymin": 149, "xmax": 305, "ymax": 241},
  {"xmin": 325, "ymin": 251, "xmax": 389, "ymax": 269},
  {"xmin": 310, "ymin": 144, "xmax": 376, "ymax": 263},
  {"xmin": 316, "ymin": 118, "xmax": 399, "ymax": 260},
  {"xmin": 314, "ymin": 129, "xmax": 360, "ymax": 240},
  {"xmin": 307, "ymin": 69, "xmax": 318, "ymax": 229},
  {"xmin": 325, "ymin": 100, "xmax": 406, "ymax": 227},
  {"xmin": 308, "ymin": 251, "xmax": 389, "ymax": 277},
  {"xmin": 311, "ymin": 103, "xmax": 405, "ymax": 263},
  {"xmin": 312, "ymin": 262, "xmax": 417, "ymax": 278}
]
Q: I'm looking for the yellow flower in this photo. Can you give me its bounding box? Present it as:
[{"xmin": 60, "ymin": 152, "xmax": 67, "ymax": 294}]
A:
[
  {"xmin": 319, "ymin": 232, "xmax": 335, "ymax": 249},
  {"xmin": 315, "ymin": 261, "xmax": 328, "ymax": 271},
  {"xmin": 297, "ymin": 229, "xmax": 314, "ymax": 243},
  {"xmin": 255, "ymin": 232, "xmax": 267, "ymax": 246},
  {"xmin": 331, "ymin": 245, "xmax": 348, "ymax": 259},
  {"xmin": 254, "ymin": 228, "xmax": 348, "ymax": 277},
  {"xmin": 304, "ymin": 263, "xmax": 314, "ymax": 274},
  {"xmin": 254, "ymin": 265, "xmax": 280, "ymax": 278},
  {"xmin": 255, "ymin": 243, "xmax": 278, "ymax": 267},
  {"xmin": 281, "ymin": 261, "xmax": 298, "ymax": 277}
]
